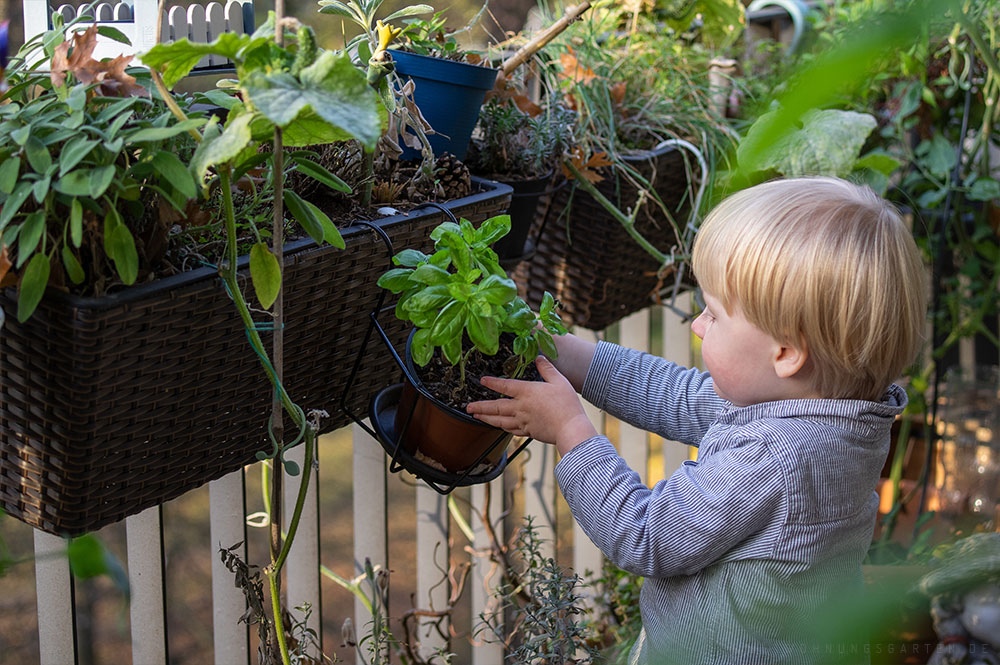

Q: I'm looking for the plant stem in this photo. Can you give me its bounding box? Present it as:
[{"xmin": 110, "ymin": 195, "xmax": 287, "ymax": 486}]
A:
[{"xmin": 562, "ymin": 159, "xmax": 669, "ymax": 265}]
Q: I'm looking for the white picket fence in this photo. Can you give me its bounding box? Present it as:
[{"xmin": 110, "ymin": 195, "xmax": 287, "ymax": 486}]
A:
[
  {"xmin": 25, "ymin": 305, "xmax": 697, "ymax": 664},
  {"xmin": 21, "ymin": 0, "xmax": 255, "ymax": 64}
]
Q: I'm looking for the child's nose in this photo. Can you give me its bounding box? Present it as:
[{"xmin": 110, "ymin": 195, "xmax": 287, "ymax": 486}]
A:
[{"xmin": 691, "ymin": 314, "xmax": 705, "ymax": 339}]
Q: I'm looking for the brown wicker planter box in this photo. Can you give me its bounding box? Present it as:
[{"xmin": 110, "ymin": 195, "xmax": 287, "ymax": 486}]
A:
[
  {"xmin": 0, "ymin": 178, "xmax": 512, "ymax": 536},
  {"xmin": 514, "ymin": 145, "xmax": 691, "ymax": 330}
]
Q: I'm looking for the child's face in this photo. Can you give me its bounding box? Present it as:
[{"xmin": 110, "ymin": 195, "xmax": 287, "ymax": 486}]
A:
[{"xmin": 691, "ymin": 290, "xmax": 786, "ymax": 406}]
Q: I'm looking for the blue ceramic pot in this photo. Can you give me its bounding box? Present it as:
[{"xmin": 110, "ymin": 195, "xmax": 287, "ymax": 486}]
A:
[{"xmin": 391, "ymin": 50, "xmax": 499, "ymax": 161}]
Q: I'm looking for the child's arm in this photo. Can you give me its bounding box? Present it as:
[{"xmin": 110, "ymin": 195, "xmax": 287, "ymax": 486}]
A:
[
  {"xmin": 582, "ymin": 341, "xmax": 723, "ymax": 446},
  {"xmin": 556, "ymin": 436, "xmax": 785, "ymax": 578}
]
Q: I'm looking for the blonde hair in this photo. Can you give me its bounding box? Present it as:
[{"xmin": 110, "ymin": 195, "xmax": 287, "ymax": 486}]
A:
[{"xmin": 692, "ymin": 177, "xmax": 927, "ymax": 401}]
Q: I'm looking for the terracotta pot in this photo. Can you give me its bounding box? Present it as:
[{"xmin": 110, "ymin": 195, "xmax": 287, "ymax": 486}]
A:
[{"xmin": 391, "ymin": 331, "xmax": 512, "ymax": 473}]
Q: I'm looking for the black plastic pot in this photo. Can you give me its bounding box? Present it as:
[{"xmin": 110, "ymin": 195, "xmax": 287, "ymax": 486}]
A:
[{"xmin": 491, "ymin": 172, "xmax": 559, "ymax": 265}]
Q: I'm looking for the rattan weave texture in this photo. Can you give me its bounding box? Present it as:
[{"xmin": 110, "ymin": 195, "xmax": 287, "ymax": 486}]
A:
[
  {"xmin": 0, "ymin": 178, "xmax": 512, "ymax": 536},
  {"xmin": 514, "ymin": 145, "xmax": 690, "ymax": 331}
]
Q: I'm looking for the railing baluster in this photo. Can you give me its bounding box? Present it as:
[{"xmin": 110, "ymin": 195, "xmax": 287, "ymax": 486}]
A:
[
  {"xmin": 415, "ymin": 483, "xmax": 449, "ymax": 659},
  {"xmin": 33, "ymin": 530, "xmax": 77, "ymax": 665},
  {"xmin": 210, "ymin": 469, "xmax": 250, "ymax": 665},
  {"xmin": 126, "ymin": 506, "xmax": 168, "ymax": 665},
  {"xmin": 186, "ymin": 4, "xmax": 209, "ymax": 67},
  {"xmin": 205, "ymin": 2, "xmax": 226, "ymax": 64},
  {"xmin": 284, "ymin": 437, "xmax": 322, "ymax": 648},
  {"xmin": 352, "ymin": 422, "xmax": 387, "ymax": 665},
  {"xmin": 470, "ymin": 478, "xmax": 503, "ymax": 664}
]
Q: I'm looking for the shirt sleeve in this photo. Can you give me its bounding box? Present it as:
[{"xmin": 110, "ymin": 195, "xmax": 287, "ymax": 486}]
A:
[
  {"xmin": 555, "ymin": 435, "xmax": 785, "ymax": 578},
  {"xmin": 581, "ymin": 341, "xmax": 724, "ymax": 446}
]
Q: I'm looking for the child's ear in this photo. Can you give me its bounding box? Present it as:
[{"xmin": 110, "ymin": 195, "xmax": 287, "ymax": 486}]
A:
[{"xmin": 773, "ymin": 341, "xmax": 809, "ymax": 379}]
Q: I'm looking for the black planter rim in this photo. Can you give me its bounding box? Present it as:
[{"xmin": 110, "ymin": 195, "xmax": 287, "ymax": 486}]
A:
[{"xmin": 4, "ymin": 177, "xmax": 513, "ymax": 314}]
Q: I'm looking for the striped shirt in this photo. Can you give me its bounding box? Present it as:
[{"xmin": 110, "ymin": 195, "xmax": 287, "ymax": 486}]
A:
[{"xmin": 555, "ymin": 342, "xmax": 905, "ymax": 665}]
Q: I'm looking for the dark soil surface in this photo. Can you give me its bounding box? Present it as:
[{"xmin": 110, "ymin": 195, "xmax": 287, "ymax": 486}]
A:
[{"xmin": 415, "ymin": 334, "xmax": 541, "ymax": 412}]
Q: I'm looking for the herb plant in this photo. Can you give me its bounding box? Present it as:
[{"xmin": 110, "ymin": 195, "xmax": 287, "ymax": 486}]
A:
[
  {"xmin": 377, "ymin": 215, "xmax": 566, "ymax": 390},
  {"xmin": 470, "ymin": 93, "xmax": 575, "ymax": 180}
]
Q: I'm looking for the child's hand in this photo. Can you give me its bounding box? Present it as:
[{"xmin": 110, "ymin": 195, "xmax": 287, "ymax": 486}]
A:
[{"xmin": 467, "ymin": 356, "xmax": 598, "ymax": 456}]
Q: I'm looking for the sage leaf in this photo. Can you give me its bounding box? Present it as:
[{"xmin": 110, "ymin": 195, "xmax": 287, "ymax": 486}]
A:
[
  {"xmin": 152, "ymin": 151, "xmax": 197, "ymax": 201},
  {"xmin": 24, "ymin": 136, "xmax": 52, "ymax": 174},
  {"xmin": 32, "ymin": 175, "xmax": 50, "ymax": 203},
  {"xmin": 95, "ymin": 25, "xmax": 131, "ymax": 45},
  {"xmin": 17, "ymin": 211, "xmax": 46, "ymax": 268},
  {"xmin": 17, "ymin": 253, "xmax": 50, "ymax": 322},
  {"xmin": 0, "ymin": 182, "xmax": 33, "ymax": 231},
  {"xmin": 0, "ymin": 157, "xmax": 19, "ymax": 194},
  {"xmin": 125, "ymin": 117, "xmax": 207, "ymax": 143},
  {"xmin": 249, "ymin": 242, "xmax": 281, "ymax": 309},
  {"xmin": 384, "ymin": 4, "xmax": 434, "ymax": 21},
  {"xmin": 283, "ymin": 189, "xmax": 324, "ymax": 244},
  {"xmin": 61, "ymin": 245, "xmax": 85, "ymax": 284},
  {"xmin": 107, "ymin": 224, "xmax": 139, "ymax": 285},
  {"xmin": 54, "ymin": 169, "xmax": 93, "ymax": 197},
  {"xmin": 70, "ymin": 198, "xmax": 83, "ymax": 247},
  {"xmin": 89, "ymin": 165, "xmax": 116, "ymax": 198}
]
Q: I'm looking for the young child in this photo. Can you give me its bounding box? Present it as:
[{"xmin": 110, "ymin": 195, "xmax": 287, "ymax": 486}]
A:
[{"xmin": 466, "ymin": 176, "xmax": 927, "ymax": 664}]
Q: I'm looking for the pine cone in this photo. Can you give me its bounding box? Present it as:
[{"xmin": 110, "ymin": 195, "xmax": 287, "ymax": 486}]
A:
[{"xmin": 433, "ymin": 152, "xmax": 471, "ymax": 201}]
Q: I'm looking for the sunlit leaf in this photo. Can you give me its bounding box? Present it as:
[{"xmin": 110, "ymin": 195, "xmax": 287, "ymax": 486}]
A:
[{"xmin": 249, "ymin": 242, "xmax": 281, "ymax": 309}]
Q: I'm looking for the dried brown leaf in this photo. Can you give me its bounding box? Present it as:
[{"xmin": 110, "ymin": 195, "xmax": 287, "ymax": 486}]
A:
[
  {"xmin": 557, "ymin": 48, "xmax": 596, "ymax": 85},
  {"xmin": 50, "ymin": 25, "xmax": 148, "ymax": 97},
  {"xmin": 561, "ymin": 147, "xmax": 609, "ymax": 185},
  {"xmin": 0, "ymin": 244, "xmax": 11, "ymax": 286}
]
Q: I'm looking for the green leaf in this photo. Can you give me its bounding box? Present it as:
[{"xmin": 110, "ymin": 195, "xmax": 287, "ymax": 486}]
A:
[
  {"xmin": 0, "ymin": 182, "xmax": 33, "ymax": 231},
  {"xmin": 190, "ymin": 113, "xmax": 254, "ymax": 183},
  {"xmin": 32, "ymin": 175, "xmax": 51, "ymax": 204},
  {"xmin": 250, "ymin": 242, "xmax": 282, "ymax": 309},
  {"xmin": 739, "ymin": 109, "xmax": 877, "ymax": 177},
  {"xmin": 61, "ymin": 245, "xmax": 85, "ymax": 284},
  {"xmin": 293, "ymin": 158, "xmax": 351, "ymax": 193},
  {"xmin": 384, "ymin": 4, "xmax": 434, "ymax": 20},
  {"xmin": 968, "ymin": 178, "xmax": 1000, "ymax": 202},
  {"xmin": 537, "ymin": 331, "xmax": 558, "ymax": 359},
  {"xmin": 303, "ymin": 199, "xmax": 345, "ymax": 248},
  {"xmin": 59, "ymin": 137, "xmax": 100, "ymax": 177},
  {"xmin": 17, "ymin": 253, "xmax": 50, "ymax": 322},
  {"xmin": 411, "ymin": 328, "xmax": 434, "ymax": 366},
  {"xmin": 66, "ymin": 83, "xmax": 88, "ymax": 112},
  {"xmin": 467, "ymin": 313, "xmax": 498, "ymax": 355},
  {"xmin": 460, "ymin": 219, "xmax": 476, "ymax": 243},
  {"xmin": 107, "ymin": 224, "xmax": 139, "ymax": 285},
  {"xmin": 393, "ymin": 249, "xmax": 428, "ymax": 267},
  {"xmin": 0, "ymin": 157, "xmax": 20, "ymax": 194},
  {"xmin": 405, "ymin": 284, "xmax": 452, "ymax": 312},
  {"xmin": 24, "ymin": 136, "xmax": 52, "ymax": 174},
  {"xmin": 11, "ymin": 125, "xmax": 30, "ymax": 146},
  {"xmin": 54, "ymin": 170, "xmax": 92, "ymax": 197},
  {"xmin": 67, "ymin": 535, "xmax": 109, "ymax": 579},
  {"xmin": 410, "ymin": 263, "xmax": 450, "ymax": 285},
  {"xmin": 477, "ymin": 214, "xmax": 511, "ymax": 245},
  {"xmin": 198, "ymin": 89, "xmax": 240, "ymax": 110},
  {"xmin": 283, "ymin": 189, "xmax": 324, "ymax": 244},
  {"xmin": 70, "ymin": 198, "xmax": 83, "ymax": 247},
  {"xmin": 124, "ymin": 117, "xmax": 207, "ymax": 143},
  {"xmin": 96, "ymin": 25, "xmax": 132, "ymax": 45},
  {"xmin": 540, "ymin": 292, "xmax": 555, "ymax": 316},
  {"xmin": 916, "ymin": 133, "xmax": 956, "ymax": 179},
  {"xmin": 916, "ymin": 187, "xmax": 947, "ymax": 209},
  {"xmin": 430, "ymin": 301, "xmax": 466, "ymax": 345},
  {"xmin": 140, "ymin": 34, "xmax": 263, "ymax": 88},
  {"xmin": 377, "ymin": 267, "xmax": 414, "ymax": 292},
  {"xmin": 89, "ymin": 165, "xmax": 116, "ymax": 198},
  {"xmin": 503, "ymin": 300, "xmax": 535, "ymax": 333},
  {"xmin": 17, "ymin": 211, "xmax": 46, "ymax": 268},
  {"xmin": 441, "ymin": 334, "xmax": 462, "ymax": 365},
  {"xmin": 852, "ymin": 151, "xmax": 900, "ymax": 177},
  {"xmin": 242, "ymin": 51, "xmax": 382, "ymax": 150},
  {"xmin": 447, "ymin": 282, "xmax": 474, "ymax": 301},
  {"xmin": 477, "ymin": 274, "xmax": 517, "ymax": 306},
  {"xmin": 152, "ymin": 151, "xmax": 197, "ymax": 201}
]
